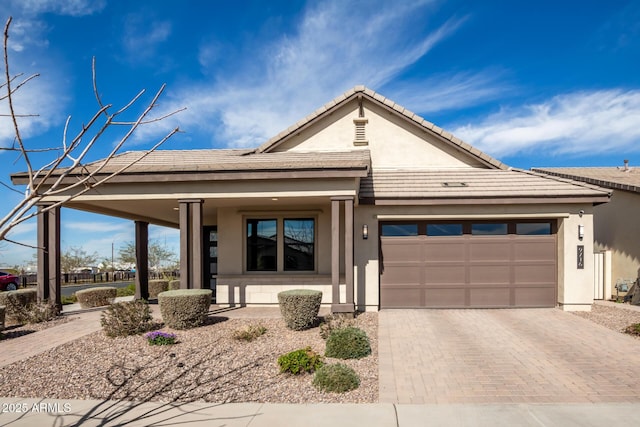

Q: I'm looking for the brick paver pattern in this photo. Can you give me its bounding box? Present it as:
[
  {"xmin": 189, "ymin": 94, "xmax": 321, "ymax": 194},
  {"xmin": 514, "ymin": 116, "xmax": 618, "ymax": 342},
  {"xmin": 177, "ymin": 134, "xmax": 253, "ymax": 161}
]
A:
[{"xmin": 378, "ymin": 308, "xmax": 640, "ymax": 404}]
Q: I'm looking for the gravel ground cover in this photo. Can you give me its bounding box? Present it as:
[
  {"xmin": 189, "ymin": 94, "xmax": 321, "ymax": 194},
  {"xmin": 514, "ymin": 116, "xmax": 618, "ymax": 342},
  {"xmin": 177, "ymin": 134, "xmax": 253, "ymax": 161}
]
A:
[
  {"xmin": 0, "ymin": 313, "xmax": 377, "ymax": 404},
  {"xmin": 1, "ymin": 316, "xmax": 71, "ymax": 340},
  {"xmin": 572, "ymin": 303, "xmax": 640, "ymax": 339}
]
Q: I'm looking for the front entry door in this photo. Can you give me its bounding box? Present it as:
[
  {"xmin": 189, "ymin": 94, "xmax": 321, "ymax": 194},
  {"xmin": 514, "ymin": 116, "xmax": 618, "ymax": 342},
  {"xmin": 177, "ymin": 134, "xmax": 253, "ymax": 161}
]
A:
[{"xmin": 203, "ymin": 226, "xmax": 218, "ymax": 302}]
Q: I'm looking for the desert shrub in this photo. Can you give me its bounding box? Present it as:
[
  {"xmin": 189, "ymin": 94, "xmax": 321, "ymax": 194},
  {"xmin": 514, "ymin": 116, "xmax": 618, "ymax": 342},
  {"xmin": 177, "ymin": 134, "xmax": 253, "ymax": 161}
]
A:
[
  {"xmin": 319, "ymin": 313, "xmax": 355, "ymax": 340},
  {"xmin": 278, "ymin": 346, "xmax": 323, "ymax": 374},
  {"xmin": 0, "ymin": 305, "xmax": 5, "ymax": 331},
  {"xmin": 277, "ymin": 289, "xmax": 322, "ymax": 331},
  {"xmin": 148, "ymin": 280, "xmax": 169, "ymax": 299},
  {"xmin": 232, "ymin": 323, "xmax": 267, "ymax": 342},
  {"xmin": 0, "ymin": 289, "xmax": 37, "ymax": 324},
  {"xmin": 168, "ymin": 280, "xmax": 181, "ymax": 291},
  {"xmin": 325, "ymin": 326, "xmax": 371, "ymax": 359},
  {"xmin": 116, "ymin": 284, "xmax": 136, "ymax": 297},
  {"xmin": 101, "ymin": 299, "xmax": 154, "ymax": 338},
  {"xmin": 312, "ymin": 363, "xmax": 360, "ymax": 393},
  {"xmin": 625, "ymin": 323, "xmax": 640, "ymax": 336},
  {"xmin": 76, "ymin": 287, "xmax": 116, "ymax": 309},
  {"xmin": 24, "ymin": 302, "xmax": 59, "ymax": 323},
  {"xmin": 158, "ymin": 289, "xmax": 212, "ymax": 330},
  {"xmin": 144, "ymin": 330, "xmax": 177, "ymax": 345},
  {"xmin": 61, "ymin": 294, "xmax": 78, "ymax": 305}
]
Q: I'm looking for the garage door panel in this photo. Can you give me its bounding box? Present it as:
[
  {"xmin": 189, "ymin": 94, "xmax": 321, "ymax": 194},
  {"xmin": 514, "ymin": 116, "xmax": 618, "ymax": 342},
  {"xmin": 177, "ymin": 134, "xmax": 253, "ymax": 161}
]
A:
[
  {"xmin": 514, "ymin": 287, "xmax": 556, "ymax": 307},
  {"xmin": 381, "ymin": 264, "xmax": 421, "ymax": 284},
  {"xmin": 380, "ymin": 287, "xmax": 422, "ymax": 308},
  {"xmin": 424, "ymin": 288, "xmax": 466, "ymax": 307},
  {"xmin": 380, "ymin": 239, "xmax": 421, "ymax": 262},
  {"xmin": 514, "ymin": 264, "xmax": 556, "ymax": 284},
  {"xmin": 469, "ymin": 265, "xmax": 510, "ymax": 284},
  {"xmin": 424, "ymin": 265, "xmax": 467, "ymax": 284},
  {"xmin": 514, "ymin": 240, "xmax": 556, "ymax": 260},
  {"xmin": 422, "ymin": 241, "xmax": 466, "ymax": 261},
  {"xmin": 469, "ymin": 241, "xmax": 512, "ymax": 260},
  {"xmin": 469, "ymin": 288, "xmax": 511, "ymax": 307}
]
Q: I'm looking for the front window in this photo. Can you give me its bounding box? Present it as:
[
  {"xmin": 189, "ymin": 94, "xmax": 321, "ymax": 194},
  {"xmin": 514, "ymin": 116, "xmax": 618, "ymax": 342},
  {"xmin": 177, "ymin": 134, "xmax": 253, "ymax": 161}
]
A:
[
  {"xmin": 246, "ymin": 219, "xmax": 277, "ymax": 271},
  {"xmin": 284, "ymin": 218, "xmax": 315, "ymax": 271}
]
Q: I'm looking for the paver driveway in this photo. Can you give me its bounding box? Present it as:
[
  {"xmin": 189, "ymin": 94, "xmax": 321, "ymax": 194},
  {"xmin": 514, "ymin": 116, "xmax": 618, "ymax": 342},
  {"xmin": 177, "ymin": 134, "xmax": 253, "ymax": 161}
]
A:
[{"xmin": 378, "ymin": 309, "xmax": 640, "ymax": 404}]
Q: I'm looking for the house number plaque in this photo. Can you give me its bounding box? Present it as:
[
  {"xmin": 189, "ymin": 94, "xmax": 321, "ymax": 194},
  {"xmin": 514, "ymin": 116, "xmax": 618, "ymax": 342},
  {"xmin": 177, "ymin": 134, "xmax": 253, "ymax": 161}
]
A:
[{"xmin": 577, "ymin": 245, "xmax": 584, "ymax": 269}]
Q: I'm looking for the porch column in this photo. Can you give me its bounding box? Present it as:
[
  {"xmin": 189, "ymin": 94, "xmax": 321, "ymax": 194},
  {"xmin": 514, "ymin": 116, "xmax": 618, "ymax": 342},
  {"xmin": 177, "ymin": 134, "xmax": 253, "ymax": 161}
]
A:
[
  {"xmin": 134, "ymin": 221, "xmax": 149, "ymax": 300},
  {"xmin": 179, "ymin": 199, "xmax": 204, "ymax": 289},
  {"xmin": 36, "ymin": 204, "xmax": 61, "ymax": 310},
  {"xmin": 331, "ymin": 196, "xmax": 355, "ymax": 313}
]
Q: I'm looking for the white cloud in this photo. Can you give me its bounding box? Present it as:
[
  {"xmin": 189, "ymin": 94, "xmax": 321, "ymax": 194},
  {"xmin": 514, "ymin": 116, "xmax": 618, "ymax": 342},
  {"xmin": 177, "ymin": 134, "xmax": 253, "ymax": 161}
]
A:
[
  {"xmin": 8, "ymin": 0, "xmax": 106, "ymax": 17},
  {"xmin": 62, "ymin": 221, "xmax": 131, "ymax": 234},
  {"xmin": 131, "ymin": 0, "xmax": 503, "ymax": 149},
  {"xmin": 122, "ymin": 15, "xmax": 172, "ymax": 61},
  {"xmin": 451, "ymin": 89, "xmax": 640, "ymax": 158}
]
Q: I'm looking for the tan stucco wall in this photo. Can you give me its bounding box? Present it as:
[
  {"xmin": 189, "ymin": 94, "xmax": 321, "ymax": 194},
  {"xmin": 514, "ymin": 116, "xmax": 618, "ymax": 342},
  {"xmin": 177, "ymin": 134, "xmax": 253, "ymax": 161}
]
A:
[
  {"xmin": 273, "ymin": 98, "xmax": 486, "ymax": 169},
  {"xmin": 593, "ymin": 190, "xmax": 640, "ymax": 285}
]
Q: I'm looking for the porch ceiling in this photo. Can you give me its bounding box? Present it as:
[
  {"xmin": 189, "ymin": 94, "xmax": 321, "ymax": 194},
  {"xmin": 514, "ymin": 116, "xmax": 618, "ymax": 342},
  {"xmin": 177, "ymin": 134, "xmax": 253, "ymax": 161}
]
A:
[{"xmin": 66, "ymin": 195, "xmax": 336, "ymax": 228}]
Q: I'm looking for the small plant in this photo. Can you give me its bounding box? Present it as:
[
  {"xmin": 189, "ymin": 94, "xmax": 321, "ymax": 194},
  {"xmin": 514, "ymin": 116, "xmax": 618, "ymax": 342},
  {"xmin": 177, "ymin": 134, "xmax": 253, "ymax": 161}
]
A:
[
  {"xmin": 312, "ymin": 363, "xmax": 360, "ymax": 393},
  {"xmin": 277, "ymin": 289, "xmax": 322, "ymax": 331},
  {"xmin": 61, "ymin": 294, "xmax": 78, "ymax": 305},
  {"xmin": 232, "ymin": 323, "xmax": 267, "ymax": 342},
  {"xmin": 277, "ymin": 346, "xmax": 323, "ymax": 374},
  {"xmin": 625, "ymin": 323, "xmax": 640, "ymax": 336},
  {"xmin": 319, "ymin": 313, "xmax": 355, "ymax": 340},
  {"xmin": 116, "ymin": 284, "xmax": 136, "ymax": 297},
  {"xmin": 101, "ymin": 299, "xmax": 154, "ymax": 338},
  {"xmin": 76, "ymin": 287, "xmax": 117, "ymax": 308},
  {"xmin": 145, "ymin": 330, "xmax": 177, "ymax": 345},
  {"xmin": 325, "ymin": 326, "xmax": 371, "ymax": 359}
]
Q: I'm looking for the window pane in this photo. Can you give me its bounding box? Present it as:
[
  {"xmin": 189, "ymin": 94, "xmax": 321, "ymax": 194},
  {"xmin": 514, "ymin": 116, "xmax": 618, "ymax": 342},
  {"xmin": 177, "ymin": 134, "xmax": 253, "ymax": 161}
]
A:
[
  {"xmin": 381, "ymin": 224, "xmax": 418, "ymax": 236},
  {"xmin": 472, "ymin": 223, "xmax": 508, "ymax": 235},
  {"xmin": 517, "ymin": 223, "xmax": 551, "ymax": 235},
  {"xmin": 427, "ymin": 224, "xmax": 463, "ymax": 236},
  {"xmin": 246, "ymin": 219, "xmax": 277, "ymax": 271},
  {"xmin": 284, "ymin": 218, "xmax": 314, "ymax": 271}
]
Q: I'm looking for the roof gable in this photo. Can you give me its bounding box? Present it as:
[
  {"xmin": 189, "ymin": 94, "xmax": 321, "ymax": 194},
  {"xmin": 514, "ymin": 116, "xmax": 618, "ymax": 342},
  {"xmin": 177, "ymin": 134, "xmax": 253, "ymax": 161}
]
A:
[{"xmin": 255, "ymin": 86, "xmax": 509, "ymax": 170}]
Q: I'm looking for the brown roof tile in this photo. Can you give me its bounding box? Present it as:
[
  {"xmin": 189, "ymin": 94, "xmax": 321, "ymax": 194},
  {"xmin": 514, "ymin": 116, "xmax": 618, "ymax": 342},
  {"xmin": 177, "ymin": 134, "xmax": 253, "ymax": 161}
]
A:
[{"xmin": 532, "ymin": 167, "xmax": 640, "ymax": 194}]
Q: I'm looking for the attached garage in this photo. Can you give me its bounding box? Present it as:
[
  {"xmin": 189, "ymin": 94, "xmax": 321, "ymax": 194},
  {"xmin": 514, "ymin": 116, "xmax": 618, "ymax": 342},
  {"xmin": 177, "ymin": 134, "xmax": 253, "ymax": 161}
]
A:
[{"xmin": 379, "ymin": 220, "xmax": 557, "ymax": 308}]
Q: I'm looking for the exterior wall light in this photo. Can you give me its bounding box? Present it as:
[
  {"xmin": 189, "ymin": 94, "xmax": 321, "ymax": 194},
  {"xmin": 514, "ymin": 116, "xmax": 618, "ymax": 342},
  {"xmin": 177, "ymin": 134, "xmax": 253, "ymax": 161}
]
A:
[
  {"xmin": 578, "ymin": 224, "xmax": 584, "ymax": 240},
  {"xmin": 362, "ymin": 224, "xmax": 368, "ymax": 240}
]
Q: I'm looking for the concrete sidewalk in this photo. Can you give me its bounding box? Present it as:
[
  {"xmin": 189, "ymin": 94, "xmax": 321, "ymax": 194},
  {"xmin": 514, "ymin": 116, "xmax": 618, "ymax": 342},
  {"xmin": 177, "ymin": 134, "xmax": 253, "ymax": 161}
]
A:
[{"xmin": 0, "ymin": 398, "xmax": 638, "ymax": 426}]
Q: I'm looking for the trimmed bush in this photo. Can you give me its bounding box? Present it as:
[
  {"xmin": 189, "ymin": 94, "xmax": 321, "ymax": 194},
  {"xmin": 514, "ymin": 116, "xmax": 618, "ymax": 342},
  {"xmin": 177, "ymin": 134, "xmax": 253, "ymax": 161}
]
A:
[
  {"xmin": 158, "ymin": 289, "xmax": 212, "ymax": 330},
  {"xmin": 277, "ymin": 289, "xmax": 322, "ymax": 331},
  {"xmin": 0, "ymin": 289, "xmax": 37, "ymax": 324},
  {"xmin": 312, "ymin": 363, "xmax": 360, "ymax": 393},
  {"xmin": 148, "ymin": 280, "xmax": 169, "ymax": 299},
  {"xmin": 319, "ymin": 313, "xmax": 355, "ymax": 340},
  {"xmin": 278, "ymin": 346, "xmax": 323, "ymax": 374},
  {"xmin": 101, "ymin": 299, "xmax": 154, "ymax": 338},
  {"xmin": 24, "ymin": 302, "xmax": 59, "ymax": 323},
  {"xmin": 76, "ymin": 287, "xmax": 116, "ymax": 308},
  {"xmin": 168, "ymin": 280, "xmax": 181, "ymax": 291},
  {"xmin": 325, "ymin": 326, "xmax": 371, "ymax": 359}
]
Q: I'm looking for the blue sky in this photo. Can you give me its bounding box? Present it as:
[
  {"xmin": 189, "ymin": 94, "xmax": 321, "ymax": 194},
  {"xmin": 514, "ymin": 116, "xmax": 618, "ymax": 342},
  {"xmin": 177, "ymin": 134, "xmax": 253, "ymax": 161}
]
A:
[{"xmin": 0, "ymin": 0, "xmax": 639, "ymax": 267}]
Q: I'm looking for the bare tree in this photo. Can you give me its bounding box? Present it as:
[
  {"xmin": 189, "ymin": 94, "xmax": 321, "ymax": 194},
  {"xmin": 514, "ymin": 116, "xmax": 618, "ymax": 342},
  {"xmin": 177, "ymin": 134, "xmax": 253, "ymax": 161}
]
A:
[
  {"xmin": 0, "ymin": 17, "xmax": 184, "ymax": 247},
  {"xmin": 119, "ymin": 240, "xmax": 177, "ymax": 271},
  {"xmin": 60, "ymin": 246, "xmax": 99, "ymax": 273}
]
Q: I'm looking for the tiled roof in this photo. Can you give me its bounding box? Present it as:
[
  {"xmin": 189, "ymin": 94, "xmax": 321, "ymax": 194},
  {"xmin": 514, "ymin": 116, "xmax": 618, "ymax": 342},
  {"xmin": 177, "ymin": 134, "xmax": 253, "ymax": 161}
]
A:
[
  {"xmin": 359, "ymin": 169, "xmax": 611, "ymax": 201},
  {"xmin": 532, "ymin": 167, "xmax": 640, "ymax": 194},
  {"xmin": 255, "ymin": 86, "xmax": 509, "ymax": 170},
  {"xmin": 60, "ymin": 149, "xmax": 371, "ymax": 175}
]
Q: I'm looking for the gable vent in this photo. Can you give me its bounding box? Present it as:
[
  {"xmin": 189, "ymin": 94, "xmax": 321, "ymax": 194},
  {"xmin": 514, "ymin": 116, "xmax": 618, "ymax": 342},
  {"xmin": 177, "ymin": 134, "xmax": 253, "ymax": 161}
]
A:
[{"xmin": 353, "ymin": 117, "xmax": 369, "ymax": 146}]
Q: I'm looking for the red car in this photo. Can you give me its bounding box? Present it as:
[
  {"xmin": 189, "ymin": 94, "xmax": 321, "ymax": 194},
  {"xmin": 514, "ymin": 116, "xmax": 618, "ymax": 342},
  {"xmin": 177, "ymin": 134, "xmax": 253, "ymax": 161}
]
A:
[{"xmin": 0, "ymin": 271, "xmax": 20, "ymax": 291}]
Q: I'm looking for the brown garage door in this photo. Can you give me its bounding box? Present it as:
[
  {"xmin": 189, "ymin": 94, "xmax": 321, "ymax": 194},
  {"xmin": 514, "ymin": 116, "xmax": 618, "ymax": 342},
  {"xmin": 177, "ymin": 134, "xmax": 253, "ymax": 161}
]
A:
[{"xmin": 380, "ymin": 221, "xmax": 557, "ymax": 308}]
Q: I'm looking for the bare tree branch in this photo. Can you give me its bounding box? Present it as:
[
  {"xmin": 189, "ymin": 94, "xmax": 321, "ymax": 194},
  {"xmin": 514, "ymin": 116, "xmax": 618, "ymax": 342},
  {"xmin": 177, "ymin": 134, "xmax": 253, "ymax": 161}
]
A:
[{"xmin": 0, "ymin": 16, "xmax": 184, "ymax": 246}]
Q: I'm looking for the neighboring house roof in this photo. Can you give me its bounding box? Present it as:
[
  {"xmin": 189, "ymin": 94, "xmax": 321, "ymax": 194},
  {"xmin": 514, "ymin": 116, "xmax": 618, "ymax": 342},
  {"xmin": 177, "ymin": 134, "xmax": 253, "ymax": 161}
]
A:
[
  {"xmin": 254, "ymin": 85, "xmax": 509, "ymax": 171},
  {"xmin": 360, "ymin": 169, "xmax": 611, "ymax": 205},
  {"xmin": 532, "ymin": 166, "xmax": 640, "ymax": 194}
]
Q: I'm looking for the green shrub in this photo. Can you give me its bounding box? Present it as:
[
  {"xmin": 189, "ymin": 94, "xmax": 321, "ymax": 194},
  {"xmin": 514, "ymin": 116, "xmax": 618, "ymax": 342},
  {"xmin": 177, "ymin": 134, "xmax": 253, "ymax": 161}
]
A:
[
  {"xmin": 158, "ymin": 289, "xmax": 212, "ymax": 330},
  {"xmin": 148, "ymin": 280, "xmax": 169, "ymax": 299},
  {"xmin": 0, "ymin": 305, "xmax": 5, "ymax": 331},
  {"xmin": 116, "ymin": 284, "xmax": 136, "ymax": 297},
  {"xmin": 319, "ymin": 313, "xmax": 355, "ymax": 340},
  {"xmin": 232, "ymin": 323, "xmax": 267, "ymax": 341},
  {"xmin": 625, "ymin": 323, "xmax": 640, "ymax": 336},
  {"xmin": 168, "ymin": 280, "xmax": 181, "ymax": 291},
  {"xmin": 312, "ymin": 363, "xmax": 360, "ymax": 393},
  {"xmin": 277, "ymin": 289, "xmax": 322, "ymax": 331},
  {"xmin": 0, "ymin": 289, "xmax": 37, "ymax": 324},
  {"xmin": 278, "ymin": 346, "xmax": 323, "ymax": 374},
  {"xmin": 61, "ymin": 294, "xmax": 78, "ymax": 305},
  {"xmin": 325, "ymin": 326, "xmax": 371, "ymax": 359},
  {"xmin": 76, "ymin": 287, "xmax": 117, "ymax": 308},
  {"xmin": 101, "ymin": 300, "xmax": 154, "ymax": 338}
]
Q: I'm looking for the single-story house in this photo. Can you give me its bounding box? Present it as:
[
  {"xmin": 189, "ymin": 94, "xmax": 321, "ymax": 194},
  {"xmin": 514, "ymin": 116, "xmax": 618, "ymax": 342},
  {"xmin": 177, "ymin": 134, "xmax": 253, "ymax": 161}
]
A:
[
  {"xmin": 13, "ymin": 86, "xmax": 611, "ymax": 312},
  {"xmin": 533, "ymin": 163, "xmax": 640, "ymax": 296}
]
